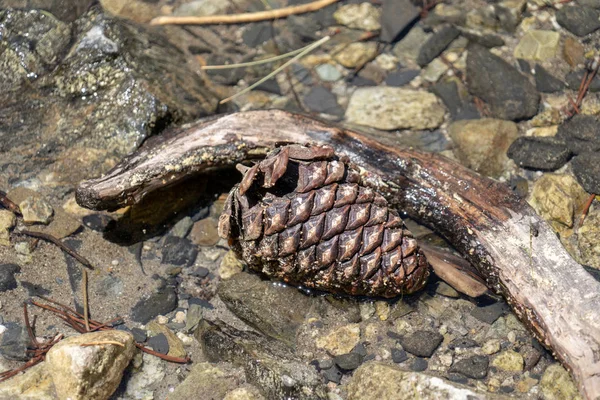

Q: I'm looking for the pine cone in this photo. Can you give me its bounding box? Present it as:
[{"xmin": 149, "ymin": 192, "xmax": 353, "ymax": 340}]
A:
[{"xmin": 218, "ymin": 144, "xmax": 430, "ymax": 297}]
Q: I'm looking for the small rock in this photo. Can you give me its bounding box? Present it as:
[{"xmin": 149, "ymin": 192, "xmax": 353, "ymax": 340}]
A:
[
  {"xmin": 173, "ymin": 0, "xmax": 231, "ymax": 17},
  {"xmin": 482, "ymin": 339, "xmax": 502, "ymax": 355},
  {"xmin": 516, "ymin": 376, "xmax": 538, "ymax": 393},
  {"xmin": 131, "ymin": 327, "xmax": 147, "ymax": 343},
  {"xmin": 450, "ymin": 355, "xmax": 489, "ymax": 379},
  {"xmin": 161, "ymin": 236, "xmax": 198, "ymax": 267},
  {"xmin": 147, "ymin": 321, "xmax": 186, "ymax": 358},
  {"xmin": 496, "ymin": 0, "xmax": 527, "ymax": 32},
  {"xmin": 46, "ymin": 330, "xmax": 135, "ymax": 400},
  {"xmin": 0, "ymin": 322, "xmax": 28, "ymax": 361},
  {"xmin": 431, "ymin": 79, "xmax": 480, "ymax": 121},
  {"xmin": 333, "ymin": 3, "xmax": 381, "ymax": 31},
  {"xmin": 82, "ymin": 214, "xmax": 114, "ymax": 232},
  {"xmin": 123, "ymin": 352, "xmax": 165, "ymax": 399},
  {"xmin": 218, "ymin": 272, "xmax": 315, "ymax": 345},
  {"xmin": 96, "ymin": 274, "xmax": 123, "ymax": 297},
  {"xmin": 566, "ymin": 70, "xmax": 600, "ymax": 92},
  {"xmin": 578, "ymin": 209, "xmax": 600, "ymax": 269},
  {"xmin": 556, "ymin": 5, "xmax": 600, "ymax": 36},
  {"xmin": 169, "ymin": 362, "xmax": 242, "ymax": 400},
  {"xmin": 190, "ymin": 266, "xmax": 210, "ymax": 278},
  {"xmin": 513, "ymin": 30, "xmax": 560, "ymax": 61},
  {"xmin": 416, "ymin": 25, "xmax": 460, "ymax": 67},
  {"xmin": 380, "ymin": 0, "xmax": 420, "ymax": 42},
  {"xmin": 507, "ymin": 136, "xmax": 572, "ymax": 171},
  {"xmin": 223, "ymin": 386, "xmax": 266, "ymax": 400},
  {"xmin": 563, "ymin": 36, "xmax": 585, "ymax": 67},
  {"xmin": 147, "ymin": 333, "xmax": 169, "ymax": 355},
  {"xmin": 421, "ymin": 58, "xmax": 449, "ymax": 83},
  {"xmin": 0, "ymin": 264, "xmax": 20, "ymax": 292},
  {"xmin": 448, "ymin": 337, "xmax": 479, "ymax": 350},
  {"xmin": 399, "ymin": 330, "xmax": 443, "ymax": 358},
  {"xmin": 321, "ymin": 364, "xmax": 343, "ymax": 383},
  {"xmin": 0, "ymin": 362, "xmax": 55, "ymax": 399},
  {"xmin": 333, "ymin": 42, "xmax": 378, "ymax": 69},
  {"xmin": 219, "ymin": 250, "xmax": 244, "ymax": 279},
  {"xmin": 334, "ymin": 352, "xmax": 363, "ymax": 371},
  {"xmin": 391, "ymin": 348, "xmax": 408, "ymax": 363},
  {"xmin": 409, "ymin": 357, "xmax": 428, "ymax": 372},
  {"xmin": 449, "ymin": 118, "xmax": 519, "ymax": 178},
  {"xmin": 315, "ymin": 64, "xmax": 342, "ymax": 82},
  {"xmin": 345, "ymin": 87, "xmax": 446, "ymax": 130},
  {"xmin": 0, "ymin": 211, "xmax": 16, "ymax": 247},
  {"xmin": 572, "ymin": 152, "xmax": 600, "ymax": 193},
  {"xmin": 375, "ymin": 53, "xmax": 399, "ymax": 71},
  {"xmin": 316, "ymin": 324, "xmax": 361, "ymax": 356},
  {"xmin": 242, "ymin": 22, "xmax": 276, "ymax": 47},
  {"xmin": 185, "ymin": 303, "xmax": 203, "ymax": 333},
  {"xmin": 385, "ymin": 69, "xmax": 420, "ymax": 87},
  {"xmin": 528, "ymin": 174, "xmax": 588, "ymax": 229},
  {"xmin": 534, "ymin": 65, "xmax": 566, "ymax": 93},
  {"xmin": 521, "ymin": 345, "xmax": 542, "ymax": 371},
  {"xmin": 556, "ymin": 114, "xmax": 600, "ymax": 155},
  {"xmin": 19, "ymin": 196, "xmax": 53, "ymax": 225},
  {"xmin": 435, "ymin": 281, "xmax": 460, "ymax": 298},
  {"xmin": 347, "ymin": 361, "xmax": 495, "ymax": 399},
  {"xmin": 492, "ymin": 350, "xmax": 524, "ymax": 372},
  {"xmin": 461, "ymin": 30, "xmax": 505, "ymax": 48},
  {"xmin": 130, "ymin": 286, "xmax": 178, "ymax": 323},
  {"xmin": 467, "ymin": 45, "xmax": 540, "ymax": 121},
  {"xmin": 393, "ymin": 26, "xmax": 431, "ymax": 67},
  {"xmin": 471, "ymin": 301, "xmax": 508, "ymax": 324},
  {"xmin": 169, "ymin": 216, "xmax": 193, "ymax": 238},
  {"xmin": 540, "ymin": 364, "xmax": 582, "ymax": 400},
  {"xmin": 303, "ymin": 86, "xmax": 344, "ymax": 117},
  {"xmin": 189, "ymin": 217, "xmax": 219, "ymax": 246}
]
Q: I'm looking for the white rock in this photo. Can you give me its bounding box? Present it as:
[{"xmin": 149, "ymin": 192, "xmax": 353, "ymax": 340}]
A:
[
  {"xmin": 345, "ymin": 87, "xmax": 446, "ymax": 130},
  {"xmin": 45, "ymin": 330, "xmax": 135, "ymax": 400}
]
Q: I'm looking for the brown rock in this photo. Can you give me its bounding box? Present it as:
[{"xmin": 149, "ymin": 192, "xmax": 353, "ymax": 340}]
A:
[
  {"xmin": 563, "ymin": 37, "xmax": 585, "ymax": 67},
  {"xmin": 189, "ymin": 218, "xmax": 220, "ymax": 246}
]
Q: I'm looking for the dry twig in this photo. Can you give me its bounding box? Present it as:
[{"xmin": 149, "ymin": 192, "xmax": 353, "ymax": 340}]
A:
[
  {"xmin": 0, "ymin": 190, "xmax": 21, "ymax": 215},
  {"xmin": 19, "ymin": 230, "xmax": 94, "ymax": 270},
  {"xmin": 151, "ymin": 0, "xmax": 339, "ymax": 25}
]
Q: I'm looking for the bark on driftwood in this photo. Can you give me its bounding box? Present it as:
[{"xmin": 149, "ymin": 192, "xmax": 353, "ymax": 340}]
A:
[{"xmin": 76, "ymin": 110, "xmax": 600, "ymax": 399}]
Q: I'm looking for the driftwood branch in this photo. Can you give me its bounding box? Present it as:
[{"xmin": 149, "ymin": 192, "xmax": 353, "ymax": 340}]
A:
[{"xmin": 76, "ymin": 110, "xmax": 600, "ymax": 399}]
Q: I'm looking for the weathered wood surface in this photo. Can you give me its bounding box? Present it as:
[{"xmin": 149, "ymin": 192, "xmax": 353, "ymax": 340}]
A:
[{"xmin": 76, "ymin": 110, "xmax": 600, "ymax": 399}]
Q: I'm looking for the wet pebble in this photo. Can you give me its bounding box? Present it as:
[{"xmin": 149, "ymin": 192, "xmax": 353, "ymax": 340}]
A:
[
  {"xmin": 566, "ymin": 70, "xmax": 600, "ymax": 92},
  {"xmin": 161, "ymin": 236, "xmax": 198, "ymax": 267},
  {"xmin": 450, "ymin": 355, "xmax": 489, "ymax": 379},
  {"xmin": 189, "ymin": 218, "xmax": 220, "ymax": 247},
  {"xmin": 0, "ymin": 322, "xmax": 28, "ymax": 361},
  {"xmin": 315, "ymin": 64, "xmax": 342, "ymax": 82},
  {"xmin": 130, "ymin": 286, "xmax": 178, "ymax": 323},
  {"xmin": 321, "ymin": 365, "xmax": 343, "ymax": 384},
  {"xmin": 431, "ymin": 80, "xmax": 480, "ymax": 121},
  {"xmin": 190, "ymin": 266, "xmax": 210, "ymax": 278},
  {"xmin": 169, "ymin": 217, "xmax": 193, "ymax": 238},
  {"xmin": 416, "ymin": 25, "xmax": 460, "ymax": 67},
  {"xmin": 147, "ymin": 333, "xmax": 169, "ymax": 355},
  {"xmin": 448, "ymin": 337, "xmax": 478, "ymax": 350},
  {"xmin": 556, "ymin": 5, "xmax": 600, "ymax": 36},
  {"xmin": 131, "ymin": 327, "xmax": 147, "ymax": 343},
  {"xmin": 534, "ymin": 65, "xmax": 565, "ymax": 93},
  {"xmin": 391, "ymin": 348, "xmax": 408, "ymax": 363},
  {"xmin": 399, "ymin": 330, "xmax": 443, "ymax": 358},
  {"xmin": 0, "ymin": 264, "xmax": 20, "ymax": 292},
  {"xmin": 470, "ymin": 301, "xmax": 508, "ymax": 324},
  {"xmin": 409, "ymin": 357, "xmax": 428, "ymax": 372},
  {"xmin": 385, "ymin": 69, "xmax": 420, "ymax": 87},
  {"xmin": 466, "ymin": 44, "xmax": 539, "ymax": 121},
  {"xmin": 303, "ymin": 86, "xmax": 344, "ymax": 117},
  {"xmin": 507, "ymin": 136, "xmax": 572, "ymax": 171},
  {"xmin": 334, "ymin": 353, "xmax": 362, "ymax": 371},
  {"xmin": 380, "ymin": 0, "xmax": 419, "ymax": 42},
  {"xmin": 571, "ymin": 152, "xmax": 600, "ymax": 193},
  {"xmin": 556, "ymin": 114, "xmax": 600, "ymax": 155}
]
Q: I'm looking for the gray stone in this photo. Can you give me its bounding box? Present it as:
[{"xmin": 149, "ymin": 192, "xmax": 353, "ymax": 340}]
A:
[
  {"xmin": 185, "ymin": 303, "xmax": 204, "ymax": 333},
  {"xmin": 416, "ymin": 26, "xmax": 461, "ymax": 67},
  {"xmin": 535, "ymin": 65, "xmax": 566, "ymax": 93},
  {"xmin": 315, "ymin": 64, "xmax": 342, "ymax": 82},
  {"xmin": 507, "ymin": 136, "xmax": 572, "ymax": 171},
  {"xmin": 334, "ymin": 353, "xmax": 363, "ymax": 371},
  {"xmin": 431, "ymin": 79, "xmax": 480, "ymax": 121},
  {"xmin": 471, "ymin": 301, "xmax": 508, "ymax": 324},
  {"xmin": 467, "ymin": 45, "xmax": 540, "ymax": 121},
  {"xmin": 0, "ymin": 7, "xmax": 217, "ymax": 190},
  {"xmin": 448, "ymin": 337, "xmax": 479, "ymax": 350},
  {"xmin": 196, "ymin": 320, "xmax": 327, "ymax": 400},
  {"xmin": 556, "ymin": 114, "xmax": 600, "ymax": 155},
  {"xmin": 303, "ymin": 86, "xmax": 344, "ymax": 117},
  {"xmin": 566, "ymin": 70, "xmax": 600, "ymax": 92},
  {"xmin": 385, "ymin": 69, "xmax": 420, "ymax": 87},
  {"xmin": 393, "ymin": 26, "xmax": 431, "ymax": 67},
  {"xmin": 161, "ymin": 236, "xmax": 198, "ymax": 267},
  {"xmin": 170, "ymin": 362, "xmax": 243, "ymax": 400},
  {"xmin": 346, "ymin": 361, "xmax": 501, "ymax": 400},
  {"xmin": 169, "ymin": 217, "xmax": 194, "ymax": 238},
  {"xmin": 556, "ymin": 5, "xmax": 600, "ymax": 36},
  {"xmin": 96, "ymin": 274, "xmax": 123, "ymax": 297},
  {"xmin": 321, "ymin": 364, "xmax": 343, "ymax": 383},
  {"xmin": 399, "ymin": 330, "xmax": 443, "ymax": 358},
  {"xmin": 0, "ymin": 264, "xmax": 20, "ymax": 292},
  {"xmin": 379, "ymin": 0, "xmax": 420, "ymax": 42},
  {"xmin": 130, "ymin": 286, "xmax": 178, "ymax": 323},
  {"xmin": 218, "ymin": 272, "xmax": 315, "ymax": 346},
  {"xmin": 410, "ymin": 357, "xmax": 428, "ymax": 371},
  {"xmin": 391, "ymin": 348, "xmax": 408, "ymax": 363},
  {"xmin": 345, "ymin": 87, "xmax": 446, "ymax": 130},
  {"xmin": 450, "ymin": 355, "xmax": 489, "ymax": 379},
  {"xmin": 572, "ymin": 152, "xmax": 600, "ymax": 193},
  {"xmin": 0, "ymin": 322, "xmax": 28, "ymax": 361},
  {"xmin": 461, "ymin": 30, "xmax": 505, "ymax": 48},
  {"xmin": 147, "ymin": 333, "xmax": 169, "ymax": 355}
]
